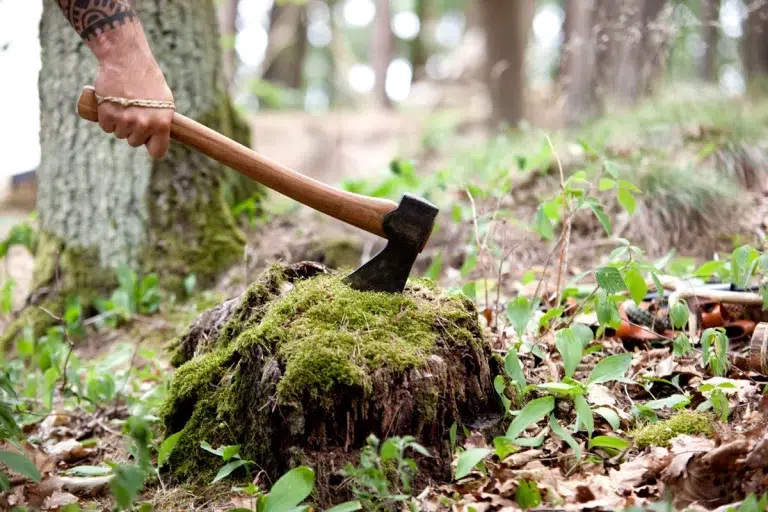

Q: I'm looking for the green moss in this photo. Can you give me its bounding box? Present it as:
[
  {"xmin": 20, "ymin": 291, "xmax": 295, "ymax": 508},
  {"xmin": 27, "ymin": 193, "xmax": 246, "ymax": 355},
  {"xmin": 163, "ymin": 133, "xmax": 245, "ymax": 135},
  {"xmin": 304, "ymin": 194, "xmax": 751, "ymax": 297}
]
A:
[
  {"xmin": 234, "ymin": 274, "xmax": 472, "ymax": 406},
  {"xmin": 160, "ymin": 264, "xmax": 489, "ymax": 484},
  {"xmin": 633, "ymin": 412, "xmax": 715, "ymax": 448}
]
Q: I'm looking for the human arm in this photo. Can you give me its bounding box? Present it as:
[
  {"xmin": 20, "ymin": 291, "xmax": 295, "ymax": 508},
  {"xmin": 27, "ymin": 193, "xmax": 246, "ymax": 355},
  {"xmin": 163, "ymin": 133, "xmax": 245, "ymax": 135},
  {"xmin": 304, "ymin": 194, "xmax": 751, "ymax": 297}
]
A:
[{"xmin": 55, "ymin": 1, "xmax": 174, "ymax": 158}]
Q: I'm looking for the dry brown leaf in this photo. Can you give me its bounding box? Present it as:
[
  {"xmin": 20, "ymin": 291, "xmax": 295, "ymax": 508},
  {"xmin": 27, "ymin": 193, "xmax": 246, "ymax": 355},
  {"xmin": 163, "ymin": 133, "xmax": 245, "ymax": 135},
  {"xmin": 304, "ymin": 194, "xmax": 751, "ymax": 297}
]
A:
[
  {"xmin": 41, "ymin": 491, "xmax": 78, "ymax": 510},
  {"xmin": 609, "ymin": 447, "xmax": 668, "ymax": 493},
  {"xmin": 587, "ymin": 384, "xmax": 616, "ymax": 407},
  {"xmin": 46, "ymin": 439, "xmax": 89, "ymax": 464},
  {"xmin": 463, "ymin": 431, "xmax": 488, "ymax": 450}
]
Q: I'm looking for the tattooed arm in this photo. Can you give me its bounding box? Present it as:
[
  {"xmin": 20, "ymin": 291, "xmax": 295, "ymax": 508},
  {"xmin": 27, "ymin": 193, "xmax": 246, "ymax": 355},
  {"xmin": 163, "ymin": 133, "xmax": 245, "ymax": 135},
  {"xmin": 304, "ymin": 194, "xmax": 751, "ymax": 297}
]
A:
[{"xmin": 56, "ymin": 1, "xmax": 174, "ymax": 158}]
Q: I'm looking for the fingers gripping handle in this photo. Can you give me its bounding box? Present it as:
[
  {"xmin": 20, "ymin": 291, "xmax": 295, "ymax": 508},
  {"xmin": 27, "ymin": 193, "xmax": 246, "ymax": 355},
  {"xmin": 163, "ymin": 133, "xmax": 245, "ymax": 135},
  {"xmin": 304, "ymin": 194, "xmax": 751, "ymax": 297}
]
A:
[{"xmin": 77, "ymin": 86, "xmax": 397, "ymax": 239}]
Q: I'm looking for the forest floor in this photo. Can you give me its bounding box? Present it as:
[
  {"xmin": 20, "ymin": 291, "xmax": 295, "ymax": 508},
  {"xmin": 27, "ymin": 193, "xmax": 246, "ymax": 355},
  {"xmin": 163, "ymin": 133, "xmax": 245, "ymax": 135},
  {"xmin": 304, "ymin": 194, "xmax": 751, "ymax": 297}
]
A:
[{"xmin": 4, "ymin": 87, "xmax": 768, "ymax": 511}]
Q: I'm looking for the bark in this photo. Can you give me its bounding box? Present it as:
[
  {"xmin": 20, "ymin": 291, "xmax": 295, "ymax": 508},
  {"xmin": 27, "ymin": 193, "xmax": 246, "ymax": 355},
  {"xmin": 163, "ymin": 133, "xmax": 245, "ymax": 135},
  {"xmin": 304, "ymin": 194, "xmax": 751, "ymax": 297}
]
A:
[
  {"xmin": 371, "ymin": 0, "xmax": 394, "ymax": 108},
  {"xmin": 700, "ymin": 0, "xmax": 721, "ymax": 82},
  {"xmin": 478, "ymin": 0, "xmax": 535, "ymax": 127},
  {"xmin": 561, "ymin": 0, "xmax": 602, "ymax": 125},
  {"xmin": 595, "ymin": 0, "xmax": 669, "ymax": 105},
  {"xmin": 34, "ymin": 0, "xmax": 253, "ymax": 308},
  {"xmin": 410, "ymin": 0, "xmax": 430, "ymax": 81},
  {"xmin": 743, "ymin": 0, "xmax": 768, "ymax": 85},
  {"xmin": 263, "ymin": 2, "xmax": 308, "ymax": 90},
  {"xmin": 217, "ymin": 0, "xmax": 240, "ymax": 91}
]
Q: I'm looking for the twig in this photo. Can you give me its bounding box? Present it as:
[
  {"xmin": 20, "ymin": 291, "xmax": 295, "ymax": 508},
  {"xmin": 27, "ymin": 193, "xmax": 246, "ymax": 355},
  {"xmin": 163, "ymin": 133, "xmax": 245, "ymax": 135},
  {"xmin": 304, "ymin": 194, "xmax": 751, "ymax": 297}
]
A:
[
  {"xmin": 465, "ymin": 188, "xmax": 491, "ymax": 309},
  {"xmin": 113, "ymin": 337, "xmax": 145, "ymax": 416},
  {"xmin": 547, "ymin": 135, "xmax": 570, "ymax": 309}
]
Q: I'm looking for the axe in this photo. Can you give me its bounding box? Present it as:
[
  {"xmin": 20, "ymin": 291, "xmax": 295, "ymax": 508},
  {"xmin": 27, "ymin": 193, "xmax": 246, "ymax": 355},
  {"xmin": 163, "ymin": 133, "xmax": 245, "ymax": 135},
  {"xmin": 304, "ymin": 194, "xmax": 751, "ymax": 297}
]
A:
[{"xmin": 76, "ymin": 86, "xmax": 438, "ymax": 293}]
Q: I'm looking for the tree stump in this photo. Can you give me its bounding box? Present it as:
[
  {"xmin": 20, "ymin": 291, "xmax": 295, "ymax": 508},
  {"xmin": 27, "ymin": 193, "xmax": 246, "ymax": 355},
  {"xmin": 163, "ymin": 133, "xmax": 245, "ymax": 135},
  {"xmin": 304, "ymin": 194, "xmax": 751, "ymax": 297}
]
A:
[{"xmin": 161, "ymin": 262, "xmax": 502, "ymax": 504}]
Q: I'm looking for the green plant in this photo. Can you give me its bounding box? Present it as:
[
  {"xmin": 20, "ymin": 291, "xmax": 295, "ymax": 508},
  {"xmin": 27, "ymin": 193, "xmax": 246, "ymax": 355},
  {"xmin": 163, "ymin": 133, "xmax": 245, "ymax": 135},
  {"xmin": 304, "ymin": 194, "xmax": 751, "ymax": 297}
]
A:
[
  {"xmin": 696, "ymin": 379, "xmax": 738, "ymax": 422},
  {"xmin": 201, "ymin": 441, "xmax": 255, "ymax": 484},
  {"xmin": 94, "ymin": 264, "xmax": 162, "ymax": 326},
  {"xmin": 0, "ymin": 373, "xmax": 40, "ymax": 489},
  {"xmin": 341, "ymin": 434, "xmax": 429, "ymax": 511}
]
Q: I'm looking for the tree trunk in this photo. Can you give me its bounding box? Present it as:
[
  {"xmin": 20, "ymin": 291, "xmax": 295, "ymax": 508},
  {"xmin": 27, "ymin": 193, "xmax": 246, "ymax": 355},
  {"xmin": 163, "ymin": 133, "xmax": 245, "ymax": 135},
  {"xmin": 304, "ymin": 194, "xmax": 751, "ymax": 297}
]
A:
[
  {"xmin": 410, "ymin": 0, "xmax": 430, "ymax": 81},
  {"xmin": 26, "ymin": 0, "xmax": 253, "ymax": 332},
  {"xmin": 217, "ymin": 0, "xmax": 240, "ymax": 91},
  {"xmin": 743, "ymin": 1, "xmax": 768, "ymax": 86},
  {"xmin": 371, "ymin": 0, "xmax": 394, "ymax": 108},
  {"xmin": 263, "ymin": 3, "xmax": 308, "ymax": 90},
  {"xmin": 478, "ymin": 0, "xmax": 535, "ymax": 127},
  {"xmin": 561, "ymin": 0, "xmax": 602, "ymax": 125},
  {"xmin": 163, "ymin": 262, "xmax": 502, "ymax": 507},
  {"xmin": 700, "ymin": 0, "xmax": 721, "ymax": 82},
  {"xmin": 594, "ymin": 0, "xmax": 668, "ymax": 105}
]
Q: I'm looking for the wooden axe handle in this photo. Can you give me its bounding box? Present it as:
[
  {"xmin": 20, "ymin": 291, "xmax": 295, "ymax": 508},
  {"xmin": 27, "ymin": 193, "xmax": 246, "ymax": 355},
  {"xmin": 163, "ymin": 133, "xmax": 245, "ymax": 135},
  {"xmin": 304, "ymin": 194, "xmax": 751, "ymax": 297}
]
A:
[{"xmin": 77, "ymin": 86, "xmax": 397, "ymax": 239}]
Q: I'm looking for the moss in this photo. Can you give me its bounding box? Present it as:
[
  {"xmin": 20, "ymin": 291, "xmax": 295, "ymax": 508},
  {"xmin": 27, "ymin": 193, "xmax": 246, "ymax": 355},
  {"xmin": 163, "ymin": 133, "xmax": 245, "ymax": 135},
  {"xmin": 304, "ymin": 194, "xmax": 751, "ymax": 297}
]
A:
[
  {"xmin": 160, "ymin": 263, "xmax": 496, "ymax": 486},
  {"xmin": 633, "ymin": 412, "xmax": 715, "ymax": 449}
]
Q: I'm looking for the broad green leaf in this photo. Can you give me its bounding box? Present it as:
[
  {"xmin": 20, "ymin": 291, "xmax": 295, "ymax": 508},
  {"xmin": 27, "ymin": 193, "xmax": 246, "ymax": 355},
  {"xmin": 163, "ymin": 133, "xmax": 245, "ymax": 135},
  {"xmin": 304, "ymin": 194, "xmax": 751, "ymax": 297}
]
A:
[
  {"xmin": 0, "ymin": 450, "xmax": 41, "ymax": 482},
  {"xmin": 506, "ymin": 396, "xmax": 555, "ymax": 439},
  {"xmin": 506, "ymin": 297, "xmax": 531, "ymax": 339},
  {"xmin": 603, "ymin": 160, "xmax": 619, "ymax": 178},
  {"xmin": 712, "ymin": 388, "xmax": 729, "ymax": 422},
  {"xmin": 694, "ymin": 260, "xmax": 726, "ymax": 279},
  {"xmin": 539, "ymin": 307, "xmax": 564, "ymax": 329},
  {"xmin": 673, "ymin": 333, "xmax": 693, "ymax": 357},
  {"xmin": 380, "ymin": 440, "xmax": 398, "ymax": 462},
  {"xmin": 0, "ymin": 473, "xmax": 8, "ymax": 491},
  {"xmin": 455, "ymin": 448, "xmax": 492, "ymax": 480},
  {"xmin": 596, "ymin": 291, "xmax": 621, "ymax": 328},
  {"xmin": 200, "ymin": 441, "xmax": 224, "ymax": 457},
  {"xmin": 587, "ymin": 353, "xmax": 633, "ymax": 385},
  {"xmin": 110, "ymin": 463, "xmax": 147, "ymax": 510},
  {"xmin": 63, "ymin": 465, "xmax": 113, "ymax": 476},
  {"xmin": 263, "ymin": 466, "xmax": 315, "ymax": 512},
  {"xmin": 593, "ymin": 407, "xmax": 621, "ymax": 431},
  {"xmin": 595, "ymin": 267, "xmax": 627, "ymax": 294},
  {"xmin": 624, "ymin": 268, "xmax": 647, "ymax": 305},
  {"xmin": 589, "ymin": 435, "xmax": 631, "ymax": 451},
  {"xmin": 158, "ymin": 432, "xmax": 182, "ymax": 467},
  {"xmin": 573, "ymin": 394, "xmax": 594, "ymax": 437},
  {"xmin": 425, "ymin": 252, "xmax": 443, "ymax": 281},
  {"xmin": 184, "ymin": 273, "xmax": 197, "ymax": 296},
  {"xmin": 449, "ymin": 422, "xmax": 457, "ymax": 451},
  {"xmin": 571, "ymin": 323, "xmax": 594, "ymax": 347},
  {"xmin": 670, "ymin": 301, "xmax": 689, "ymax": 330},
  {"xmin": 504, "ymin": 348, "xmax": 527, "ymax": 391},
  {"xmin": 493, "ymin": 436, "xmax": 518, "ymax": 460},
  {"xmin": 212, "ymin": 460, "xmax": 248, "ymax": 483},
  {"xmin": 513, "ymin": 429, "xmax": 548, "ymax": 448},
  {"xmin": 556, "ymin": 328, "xmax": 583, "ymax": 378},
  {"xmin": 549, "ymin": 414, "xmax": 581, "ymax": 460},
  {"xmin": 599, "ymin": 178, "xmax": 616, "ymax": 191},
  {"xmin": 222, "ymin": 445, "xmax": 240, "ymax": 462},
  {"xmin": 618, "ymin": 180, "xmax": 641, "ymax": 193},
  {"xmin": 644, "ymin": 394, "xmax": 690, "ymax": 410},
  {"xmin": 535, "ymin": 205, "xmax": 555, "ymax": 241},
  {"xmin": 536, "ymin": 382, "xmax": 584, "ymax": 396},
  {"xmin": 617, "ymin": 187, "xmax": 636, "ymax": 215},
  {"xmin": 587, "ymin": 202, "xmax": 612, "ymax": 235},
  {"xmin": 326, "ymin": 502, "xmax": 363, "ymax": 512},
  {"xmin": 515, "ymin": 479, "xmax": 542, "ymax": 509}
]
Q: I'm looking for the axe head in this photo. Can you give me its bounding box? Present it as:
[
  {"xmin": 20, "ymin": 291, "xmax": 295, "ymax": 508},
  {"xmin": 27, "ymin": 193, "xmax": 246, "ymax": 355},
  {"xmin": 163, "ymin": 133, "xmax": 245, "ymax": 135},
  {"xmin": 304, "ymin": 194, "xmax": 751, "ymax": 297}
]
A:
[{"xmin": 343, "ymin": 193, "xmax": 439, "ymax": 293}]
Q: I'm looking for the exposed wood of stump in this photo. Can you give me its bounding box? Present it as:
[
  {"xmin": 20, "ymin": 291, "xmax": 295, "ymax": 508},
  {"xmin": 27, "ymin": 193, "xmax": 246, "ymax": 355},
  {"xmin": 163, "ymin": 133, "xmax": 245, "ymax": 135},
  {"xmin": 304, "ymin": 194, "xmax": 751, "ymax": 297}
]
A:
[{"xmin": 161, "ymin": 262, "xmax": 502, "ymax": 504}]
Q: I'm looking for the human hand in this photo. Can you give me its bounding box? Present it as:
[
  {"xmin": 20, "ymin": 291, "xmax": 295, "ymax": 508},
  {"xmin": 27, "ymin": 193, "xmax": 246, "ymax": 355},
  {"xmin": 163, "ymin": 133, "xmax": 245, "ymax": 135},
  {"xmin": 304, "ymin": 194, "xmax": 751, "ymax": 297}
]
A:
[{"xmin": 89, "ymin": 25, "xmax": 174, "ymax": 159}]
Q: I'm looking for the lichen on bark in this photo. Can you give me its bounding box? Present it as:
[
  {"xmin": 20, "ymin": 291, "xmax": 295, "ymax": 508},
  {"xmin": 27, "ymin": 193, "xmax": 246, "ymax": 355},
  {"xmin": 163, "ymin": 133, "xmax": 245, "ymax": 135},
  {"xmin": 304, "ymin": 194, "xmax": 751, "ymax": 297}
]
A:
[{"xmin": 160, "ymin": 262, "xmax": 502, "ymax": 501}]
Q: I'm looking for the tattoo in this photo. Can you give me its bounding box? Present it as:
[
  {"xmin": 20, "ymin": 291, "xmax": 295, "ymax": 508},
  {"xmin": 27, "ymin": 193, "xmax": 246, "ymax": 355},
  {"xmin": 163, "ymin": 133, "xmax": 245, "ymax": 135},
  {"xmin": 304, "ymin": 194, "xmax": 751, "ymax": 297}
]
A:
[{"xmin": 57, "ymin": 0, "xmax": 137, "ymax": 41}]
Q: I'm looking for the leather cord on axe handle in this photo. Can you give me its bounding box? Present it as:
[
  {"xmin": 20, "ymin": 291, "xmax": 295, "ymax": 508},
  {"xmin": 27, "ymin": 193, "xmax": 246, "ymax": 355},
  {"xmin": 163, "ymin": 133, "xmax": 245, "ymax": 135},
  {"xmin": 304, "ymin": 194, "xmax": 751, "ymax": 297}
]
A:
[{"xmin": 94, "ymin": 93, "xmax": 175, "ymax": 110}]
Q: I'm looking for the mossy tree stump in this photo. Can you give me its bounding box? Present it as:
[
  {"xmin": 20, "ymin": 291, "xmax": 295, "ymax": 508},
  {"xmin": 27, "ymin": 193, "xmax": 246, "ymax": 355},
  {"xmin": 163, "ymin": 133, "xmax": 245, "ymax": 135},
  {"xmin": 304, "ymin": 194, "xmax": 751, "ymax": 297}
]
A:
[{"xmin": 162, "ymin": 262, "xmax": 502, "ymax": 503}]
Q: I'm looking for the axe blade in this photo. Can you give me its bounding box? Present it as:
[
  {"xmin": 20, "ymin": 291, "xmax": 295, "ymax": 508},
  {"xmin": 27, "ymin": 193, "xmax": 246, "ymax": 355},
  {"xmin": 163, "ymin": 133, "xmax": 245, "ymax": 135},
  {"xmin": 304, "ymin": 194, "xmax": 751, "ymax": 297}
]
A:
[{"xmin": 343, "ymin": 193, "xmax": 439, "ymax": 293}]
